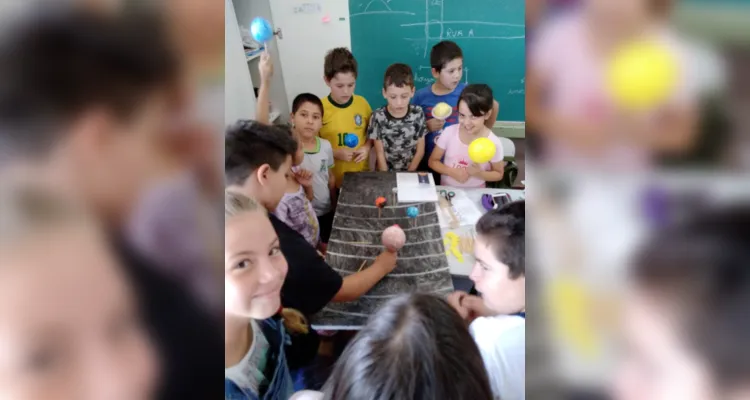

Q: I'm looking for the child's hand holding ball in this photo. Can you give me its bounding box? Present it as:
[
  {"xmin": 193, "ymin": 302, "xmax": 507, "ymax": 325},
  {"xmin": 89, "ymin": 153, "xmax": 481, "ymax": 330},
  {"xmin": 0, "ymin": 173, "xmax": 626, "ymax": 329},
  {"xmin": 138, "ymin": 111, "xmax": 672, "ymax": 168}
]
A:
[{"xmin": 426, "ymin": 118, "xmax": 445, "ymax": 132}]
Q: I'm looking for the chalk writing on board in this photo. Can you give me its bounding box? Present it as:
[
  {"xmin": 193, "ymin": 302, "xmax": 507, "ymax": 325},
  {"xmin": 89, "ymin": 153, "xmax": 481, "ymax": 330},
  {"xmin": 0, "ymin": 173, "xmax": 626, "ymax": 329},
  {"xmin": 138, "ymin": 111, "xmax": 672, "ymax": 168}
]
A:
[
  {"xmin": 396, "ymin": 0, "xmax": 526, "ymax": 57},
  {"xmin": 351, "ymin": 0, "xmax": 416, "ymax": 17},
  {"xmin": 508, "ymin": 77, "xmax": 525, "ymax": 95},
  {"xmin": 294, "ymin": 3, "xmax": 321, "ymax": 14}
]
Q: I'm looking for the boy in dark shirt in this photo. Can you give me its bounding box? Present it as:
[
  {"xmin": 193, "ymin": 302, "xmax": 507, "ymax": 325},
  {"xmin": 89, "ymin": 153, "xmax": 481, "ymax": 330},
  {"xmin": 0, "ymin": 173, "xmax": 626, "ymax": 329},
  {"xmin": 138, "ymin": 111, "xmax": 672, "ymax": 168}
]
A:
[{"xmin": 225, "ymin": 120, "xmax": 399, "ymax": 315}]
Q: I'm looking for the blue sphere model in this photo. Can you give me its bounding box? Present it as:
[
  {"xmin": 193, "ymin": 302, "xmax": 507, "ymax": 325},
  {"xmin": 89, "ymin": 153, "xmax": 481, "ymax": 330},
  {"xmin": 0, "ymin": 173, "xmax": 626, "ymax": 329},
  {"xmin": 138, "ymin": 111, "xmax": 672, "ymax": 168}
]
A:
[
  {"xmin": 250, "ymin": 17, "xmax": 273, "ymax": 43},
  {"xmin": 344, "ymin": 133, "xmax": 359, "ymax": 148},
  {"xmin": 406, "ymin": 206, "xmax": 419, "ymax": 218}
]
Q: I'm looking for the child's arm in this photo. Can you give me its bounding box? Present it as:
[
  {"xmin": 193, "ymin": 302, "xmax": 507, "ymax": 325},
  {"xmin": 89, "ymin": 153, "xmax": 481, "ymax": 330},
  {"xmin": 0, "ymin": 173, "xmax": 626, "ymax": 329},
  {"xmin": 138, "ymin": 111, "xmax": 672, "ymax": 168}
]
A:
[
  {"xmin": 328, "ymin": 170, "xmax": 337, "ymax": 206},
  {"xmin": 367, "ymin": 112, "xmax": 386, "ymax": 170},
  {"xmin": 428, "ymin": 146, "xmax": 468, "ymax": 183},
  {"xmin": 408, "ymin": 137, "xmax": 425, "ymax": 171},
  {"xmin": 468, "ymin": 161, "xmax": 504, "ymax": 182},
  {"xmin": 374, "ymin": 140, "xmax": 388, "ymax": 171},
  {"xmin": 428, "ymin": 147, "xmax": 451, "ymax": 176},
  {"xmin": 332, "ymin": 250, "xmax": 398, "ymax": 302},
  {"xmin": 255, "ymin": 53, "xmax": 273, "ymax": 124},
  {"xmin": 408, "ymin": 109, "xmax": 428, "ymax": 171},
  {"xmin": 326, "ymin": 144, "xmax": 338, "ymax": 205},
  {"xmin": 484, "ymin": 99, "xmax": 499, "ymax": 129},
  {"xmin": 353, "ymin": 103, "xmax": 374, "ymax": 164}
]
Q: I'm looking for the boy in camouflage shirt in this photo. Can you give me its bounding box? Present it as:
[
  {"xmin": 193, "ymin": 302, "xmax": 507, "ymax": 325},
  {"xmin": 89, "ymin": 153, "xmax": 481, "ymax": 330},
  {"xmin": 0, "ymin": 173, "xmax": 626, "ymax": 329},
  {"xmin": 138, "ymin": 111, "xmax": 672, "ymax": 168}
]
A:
[{"xmin": 369, "ymin": 63, "xmax": 428, "ymax": 172}]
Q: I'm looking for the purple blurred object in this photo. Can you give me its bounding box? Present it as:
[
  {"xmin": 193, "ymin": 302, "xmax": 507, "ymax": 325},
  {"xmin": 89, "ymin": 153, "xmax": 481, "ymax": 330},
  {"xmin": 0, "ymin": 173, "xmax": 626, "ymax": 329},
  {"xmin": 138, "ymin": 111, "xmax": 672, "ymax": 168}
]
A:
[
  {"xmin": 481, "ymin": 194, "xmax": 494, "ymax": 211},
  {"xmin": 642, "ymin": 185, "xmax": 669, "ymax": 228}
]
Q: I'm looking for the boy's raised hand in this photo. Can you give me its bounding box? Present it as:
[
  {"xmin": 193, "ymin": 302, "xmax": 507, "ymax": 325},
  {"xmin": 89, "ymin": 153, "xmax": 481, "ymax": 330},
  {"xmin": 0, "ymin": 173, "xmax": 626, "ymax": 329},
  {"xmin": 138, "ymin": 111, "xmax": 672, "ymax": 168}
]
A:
[
  {"xmin": 426, "ymin": 118, "xmax": 445, "ymax": 133},
  {"xmin": 259, "ymin": 52, "xmax": 273, "ymax": 83}
]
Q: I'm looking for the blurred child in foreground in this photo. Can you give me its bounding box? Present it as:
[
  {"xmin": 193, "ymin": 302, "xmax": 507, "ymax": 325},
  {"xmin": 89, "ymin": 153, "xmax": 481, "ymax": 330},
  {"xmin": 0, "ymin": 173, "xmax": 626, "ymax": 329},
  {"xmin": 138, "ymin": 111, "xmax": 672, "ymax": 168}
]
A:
[
  {"xmin": 613, "ymin": 205, "xmax": 750, "ymax": 400},
  {"xmin": 0, "ymin": 183, "xmax": 158, "ymax": 400},
  {"xmin": 0, "ymin": 7, "xmax": 221, "ymax": 399},
  {"xmin": 527, "ymin": 0, "xmax": 700, "ymax": 170}
]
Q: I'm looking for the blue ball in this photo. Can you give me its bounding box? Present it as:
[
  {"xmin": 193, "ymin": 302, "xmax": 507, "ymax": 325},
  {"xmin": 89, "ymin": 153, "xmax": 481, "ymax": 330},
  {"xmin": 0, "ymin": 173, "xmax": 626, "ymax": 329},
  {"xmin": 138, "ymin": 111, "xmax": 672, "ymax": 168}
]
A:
[
  {"xmin": 344, "ymin": 133, "xmax": 359, "ymax": 148},
  {"xmin": 407, "ymin": 206, "xmax": 419, "ymax": 218},
  {"xmin": 250, "ymin": 17, "xmax": 273, "ymax": 43}
]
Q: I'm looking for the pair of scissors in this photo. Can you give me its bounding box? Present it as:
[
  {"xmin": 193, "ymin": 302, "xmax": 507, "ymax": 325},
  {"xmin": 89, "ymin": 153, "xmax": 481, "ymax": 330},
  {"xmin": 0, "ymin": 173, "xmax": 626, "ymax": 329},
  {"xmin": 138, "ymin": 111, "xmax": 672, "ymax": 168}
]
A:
[{"xmin": 439, "ymin": 189, "xmax": 455, "ymax": 203}]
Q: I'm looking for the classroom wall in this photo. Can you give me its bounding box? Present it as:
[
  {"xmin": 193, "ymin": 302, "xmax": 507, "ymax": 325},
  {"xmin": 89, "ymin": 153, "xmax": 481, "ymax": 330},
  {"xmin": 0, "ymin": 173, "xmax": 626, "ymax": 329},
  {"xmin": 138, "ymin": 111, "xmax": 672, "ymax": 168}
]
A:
[
  {"xmin": 269, "ymin": 0, "xmax": 352, "ymax": 103},
  {"xmin": 234, "ymin": 0, "xmax": 291, "ymax": 122},
  {"xmin": 266, "ymin": 0, "xmax": 523, "ymax": 133},
  {"xmin": 225, "ymin": 0, "xmax": 256, "ymax": 125}
]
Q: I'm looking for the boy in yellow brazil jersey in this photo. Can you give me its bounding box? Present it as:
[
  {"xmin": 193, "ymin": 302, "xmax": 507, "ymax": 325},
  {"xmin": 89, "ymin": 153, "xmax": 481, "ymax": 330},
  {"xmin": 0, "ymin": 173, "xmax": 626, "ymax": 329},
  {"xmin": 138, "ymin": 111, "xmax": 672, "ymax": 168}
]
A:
[{"xmin": 319, "ymin": 47, "xmax": 372, "ymax": 188}]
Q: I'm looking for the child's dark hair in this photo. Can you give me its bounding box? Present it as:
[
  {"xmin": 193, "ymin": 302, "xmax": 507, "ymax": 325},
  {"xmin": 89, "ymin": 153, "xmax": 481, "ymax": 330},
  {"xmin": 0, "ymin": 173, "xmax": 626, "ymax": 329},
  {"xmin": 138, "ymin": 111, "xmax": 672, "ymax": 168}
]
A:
[
  {"xmin": 383, "ymin": 63, "xmax": 414, "ymax": 90},
  {"xmin": 291, "ymin": 93, "xmax": 324, "ymax": 116},
  {"xmin": 475, "ymin": 200, "xmax": 525, "ymax": 279},
  {"xmin": 0, "ymin": 6, "xmax": 177, "ymax": 159},
  {"xmin": 225, "ymin": 120, "xmax": 297, "ymax": 186},
  {"xmin": 322, "ymin": 293, "xmax": 494, "ymax": 400},
  {"xmin": 324, "ymin": 47, "xmax": 358, "ymax": 80},
  {"xmin": 632, "ymin": 205, "xmax": 750, "ymax": 390},
  {"xmin": 458, "ymin": 84, "xmax": 494, "ymax": 117},
  {"xmin": 430, "ymin": 40, "xmax": 463, "ymax": 72}
]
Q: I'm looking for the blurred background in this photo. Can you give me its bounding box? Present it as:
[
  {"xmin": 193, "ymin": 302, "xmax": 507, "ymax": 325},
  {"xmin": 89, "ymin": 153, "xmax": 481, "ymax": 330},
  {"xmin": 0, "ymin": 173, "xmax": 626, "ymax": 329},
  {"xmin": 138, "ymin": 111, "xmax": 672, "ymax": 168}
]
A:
[
  {"xmin": 0, "ymin": 0, "xmax": 224, "ymax": 399},
  {"xmin": 527, "ymin": 0, "xmax": 748, "ymax": 170},
  {"xmin": 526, "ymin": 0, "xmax": 750, "ymax": 399}
]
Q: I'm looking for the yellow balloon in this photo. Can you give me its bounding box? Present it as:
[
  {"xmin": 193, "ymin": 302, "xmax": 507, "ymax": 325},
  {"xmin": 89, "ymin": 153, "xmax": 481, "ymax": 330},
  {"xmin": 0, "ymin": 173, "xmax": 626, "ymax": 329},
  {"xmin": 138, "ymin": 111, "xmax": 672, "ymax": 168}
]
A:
[
  {"xmin": 468, "ymin": 137, "xmax": 496, "ymax": 164},
  {"xmin": 606, "ymin": 40, "xmax": 679, "ymax": 111}
]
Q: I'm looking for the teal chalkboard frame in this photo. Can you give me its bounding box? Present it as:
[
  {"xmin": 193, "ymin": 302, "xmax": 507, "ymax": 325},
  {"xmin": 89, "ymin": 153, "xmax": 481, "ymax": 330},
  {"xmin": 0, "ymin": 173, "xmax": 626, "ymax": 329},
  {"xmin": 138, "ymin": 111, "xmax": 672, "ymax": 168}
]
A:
[{"xmin": 348, "ymin": 0, "xmax": 525, "ymax": 122}]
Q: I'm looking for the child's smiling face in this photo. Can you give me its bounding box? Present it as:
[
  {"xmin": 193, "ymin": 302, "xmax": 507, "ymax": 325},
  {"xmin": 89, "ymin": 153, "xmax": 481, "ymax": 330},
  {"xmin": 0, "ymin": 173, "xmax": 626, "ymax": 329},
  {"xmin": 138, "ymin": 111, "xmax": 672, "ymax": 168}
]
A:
[
  {"xmin": 224, "ymin": 209, "xmax": 288, "ymax": 320},
  {"xmin": 0, "ymin": 228, "xmax": 158, "ymax": 400},
  {"xmin": 433, "ymin": 58, "xmax": 463, "ymax": 90},
  {"xmin": 326, "ymin": 72, "xmax": 357, "ymax": 105},
  {"xmin": 458, "ymin": 100, "xmax": 490, "ymax": 136}
]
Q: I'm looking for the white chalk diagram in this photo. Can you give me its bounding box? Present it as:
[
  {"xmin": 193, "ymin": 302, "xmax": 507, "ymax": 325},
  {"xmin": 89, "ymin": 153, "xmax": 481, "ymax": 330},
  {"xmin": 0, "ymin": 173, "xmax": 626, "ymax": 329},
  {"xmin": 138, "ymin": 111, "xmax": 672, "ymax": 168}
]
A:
[
  {"xmin": 350, "ymin": 0, "xmax": 415, "ymax": 17},
  {"xmin": 351, "ymin": 0, "xmax": 525, "ymax": 95}
]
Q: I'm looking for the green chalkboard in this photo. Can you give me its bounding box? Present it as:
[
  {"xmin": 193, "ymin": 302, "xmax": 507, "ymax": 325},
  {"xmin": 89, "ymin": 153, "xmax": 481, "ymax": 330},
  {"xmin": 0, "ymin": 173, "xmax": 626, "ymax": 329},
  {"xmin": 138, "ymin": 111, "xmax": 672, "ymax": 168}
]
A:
[{"xmin": 349, "ymin": 0, "xmax": 525, "ymax": 122}]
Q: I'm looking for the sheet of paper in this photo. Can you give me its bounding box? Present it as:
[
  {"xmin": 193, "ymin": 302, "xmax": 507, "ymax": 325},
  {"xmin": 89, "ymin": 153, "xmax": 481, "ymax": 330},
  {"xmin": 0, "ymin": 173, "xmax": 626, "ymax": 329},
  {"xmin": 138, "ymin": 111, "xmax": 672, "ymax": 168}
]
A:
[
  {"xmin": 396, "ymin": 172, "xmax": 438, "ymax": 203},
  {"xmin": 437, "ymin": 189, "xmax": 483, "ymax": 228}
]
